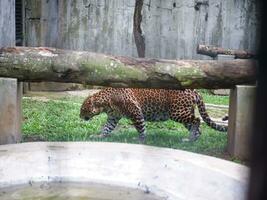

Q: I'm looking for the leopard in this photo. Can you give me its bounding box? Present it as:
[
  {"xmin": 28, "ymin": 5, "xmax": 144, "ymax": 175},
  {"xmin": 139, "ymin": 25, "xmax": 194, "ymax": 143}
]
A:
[{"xmin": 80, "ymin": 88, "xmax": 227, "ymax": 142}]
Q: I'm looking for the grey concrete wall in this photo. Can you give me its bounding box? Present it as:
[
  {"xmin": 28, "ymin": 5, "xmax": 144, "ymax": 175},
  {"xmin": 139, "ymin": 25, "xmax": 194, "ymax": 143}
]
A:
[
  {"xmin": 142, "ymin": 0, "xmax": 259, "ymax": 59},
  {"xmin": 24, "ymin": 0, "xmax": 259, "ymax": 59},
  {"xmin": 0, "ymin": 0, "xmax": 15, "ymax": 47},
  {"xmin": 24, "ymin": 0, "xmax": 137, "ymax": 56}
]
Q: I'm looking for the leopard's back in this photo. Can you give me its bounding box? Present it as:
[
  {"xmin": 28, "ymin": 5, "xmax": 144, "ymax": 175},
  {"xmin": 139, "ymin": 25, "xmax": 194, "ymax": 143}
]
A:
[
  {"xmin": 131, "ymin": 89, "xmax": 170, "ymax": 121},
  {"xmin": 129, "ymin": 89, "xmax": 197, "ymax": 122}
]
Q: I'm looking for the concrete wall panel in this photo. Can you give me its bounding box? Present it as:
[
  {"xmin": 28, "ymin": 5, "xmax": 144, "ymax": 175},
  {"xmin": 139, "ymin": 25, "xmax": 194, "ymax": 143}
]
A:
[
  {"xmin": 0, "ymin": 0, "xmax": 15, "ymax": 47},
  {"xmin": 24, "ymin": 0, "xmax": 259, "ymax": 59}
]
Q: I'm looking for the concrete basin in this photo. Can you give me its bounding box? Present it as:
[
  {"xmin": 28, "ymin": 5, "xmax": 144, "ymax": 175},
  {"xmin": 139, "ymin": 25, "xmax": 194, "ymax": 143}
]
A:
[{"xmin": 0, "ymin": 142, "xmax": 249, "ymax": 200}]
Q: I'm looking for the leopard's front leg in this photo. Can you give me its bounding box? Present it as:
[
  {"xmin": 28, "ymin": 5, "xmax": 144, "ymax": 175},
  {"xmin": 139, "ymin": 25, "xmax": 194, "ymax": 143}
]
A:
[
  {"xmin": 110, "ymin": 91, "xmax": 146, "ymax": 143},
  {"xmin": 121, "ymin": 104, "xmax": 146, "ymax": 143},
  {"xmin": 101, "ymin": 115, "xmax": 121, "ymax": 137},
  {"xmin": 132, "ymin": 115, "xmax": 146, "ymax": 143}
]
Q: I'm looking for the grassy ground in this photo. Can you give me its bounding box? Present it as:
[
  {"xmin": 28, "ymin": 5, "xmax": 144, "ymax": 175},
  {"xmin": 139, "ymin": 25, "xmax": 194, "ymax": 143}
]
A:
[
  {"xmin": 22, "ymin": 90, "xmax": 234, "ymax": 161},
  {"xmin": 197, "ymin": 89, "xmax": 229, "ymax": 105}
]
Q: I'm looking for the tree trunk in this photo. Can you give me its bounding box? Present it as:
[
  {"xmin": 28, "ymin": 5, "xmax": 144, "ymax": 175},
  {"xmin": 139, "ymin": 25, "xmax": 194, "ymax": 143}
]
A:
[
  {"xmin": 197, "ymin": 44, "xmax": 256, "ymax": 59},
  {"xmin": 0, "ymin": 47, "xmax": 257, "ymax": 89},
  {"xmin": 133, "ymin": 0, "xmax": 145, "ymax": 58}
]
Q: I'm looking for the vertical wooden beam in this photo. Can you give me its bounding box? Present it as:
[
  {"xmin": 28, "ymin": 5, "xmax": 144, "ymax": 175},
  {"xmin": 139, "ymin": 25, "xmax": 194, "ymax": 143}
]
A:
[
  {"xmin": 215, "ymin": 54, "xmax": 256, "ymax": 160},
  {"xmin": 0, "ymin": 78, "xmax": 22, "ymax": 144},
  {"xmin": 227, "ymin": 85, "xmax": 256, "ymax": 160}
]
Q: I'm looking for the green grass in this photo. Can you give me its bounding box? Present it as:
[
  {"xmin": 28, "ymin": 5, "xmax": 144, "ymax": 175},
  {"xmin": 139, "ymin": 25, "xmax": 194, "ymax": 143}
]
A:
[
  {"xmin": 22, "ymin": 93, "xmax": 230, "ymax": 159},
  {"xmin": 199, "ymin": 91, "xmax": 229, "ymax": 105}
]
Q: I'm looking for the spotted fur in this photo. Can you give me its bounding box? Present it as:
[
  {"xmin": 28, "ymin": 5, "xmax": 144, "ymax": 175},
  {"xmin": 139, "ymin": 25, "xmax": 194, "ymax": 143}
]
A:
[{"xmin": 80, "ymin": 88, "xmax": 227, "ymax": 142}]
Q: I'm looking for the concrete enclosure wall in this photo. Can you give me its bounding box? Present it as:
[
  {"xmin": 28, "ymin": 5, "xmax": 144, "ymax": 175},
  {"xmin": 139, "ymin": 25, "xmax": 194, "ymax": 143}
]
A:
[
  {"xmin": 24, "ymin": 0, "xmax": 259, "ymax": 59},
  {"xmin": 0, "ymin": 0, "xmax": 15, "ymax": 47}
]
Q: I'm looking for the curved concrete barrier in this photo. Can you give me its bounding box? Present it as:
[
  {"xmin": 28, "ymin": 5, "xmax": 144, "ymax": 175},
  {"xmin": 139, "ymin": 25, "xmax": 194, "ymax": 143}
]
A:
[{"xmin": 0, "ymin": 142, "xmax": 249, "ymax": 200}]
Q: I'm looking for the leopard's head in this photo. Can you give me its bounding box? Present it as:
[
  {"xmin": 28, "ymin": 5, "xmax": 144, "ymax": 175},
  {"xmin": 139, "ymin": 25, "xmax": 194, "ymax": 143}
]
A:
[{"xmin": 80, "ymin": 96, "xmax": 103, "ymax": 121}]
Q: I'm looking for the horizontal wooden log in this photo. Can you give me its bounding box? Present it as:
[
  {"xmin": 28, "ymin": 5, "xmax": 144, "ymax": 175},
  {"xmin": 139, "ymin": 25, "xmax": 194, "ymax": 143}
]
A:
[
  {"xmin": 0, "ymin": 47, "xmax": 257, "ymax": 89},
  {"xmin": 197, "ymin": 44, "xmax": 256, "ymax": 59}
]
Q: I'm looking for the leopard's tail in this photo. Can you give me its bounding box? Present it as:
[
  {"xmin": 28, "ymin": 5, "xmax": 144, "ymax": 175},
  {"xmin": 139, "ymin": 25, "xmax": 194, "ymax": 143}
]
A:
[{"xmin": 195, "ymin": 92, "xmax": 228, "ymax": 132}]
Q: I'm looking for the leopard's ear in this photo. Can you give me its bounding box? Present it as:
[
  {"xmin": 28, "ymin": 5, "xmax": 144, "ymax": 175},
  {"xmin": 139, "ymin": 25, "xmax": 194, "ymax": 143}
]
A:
[
  {"xmin": 92, "ymin": 105, "xmax": 103, "ymax": 114},
  {"xmin": 110, "ymin": 93, "xmax": 124, "ymax": 106},
  {"xmin": 91, "ymin": 100, "xmax": 101, "ymax": 112},
  {"xmin": 92, "ymin": 107, "xmax": 97, "ymax": 112},
  {"xmin": 92, "ymin": 101, "xmax": 101, "ymax": 107}
]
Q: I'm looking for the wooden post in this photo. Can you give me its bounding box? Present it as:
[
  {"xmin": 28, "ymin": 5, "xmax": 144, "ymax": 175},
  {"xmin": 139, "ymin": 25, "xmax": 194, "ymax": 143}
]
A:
[
  {"xmin": 0, "ymin": 78, "xmax": 22, "ymax": 144},
  {"xmin": 227, "ymin": 85, "xmax": 256, "ymax": 160},
  {"xmin": 214, "ymin": 54, "xmax": 257, "ymax": 160}
]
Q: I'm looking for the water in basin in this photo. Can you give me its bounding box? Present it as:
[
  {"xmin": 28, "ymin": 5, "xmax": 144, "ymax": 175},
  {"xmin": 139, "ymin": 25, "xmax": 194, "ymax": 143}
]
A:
[{"xmin": 0, "ymin": 182, "xmax": 163, "ymax": 200}]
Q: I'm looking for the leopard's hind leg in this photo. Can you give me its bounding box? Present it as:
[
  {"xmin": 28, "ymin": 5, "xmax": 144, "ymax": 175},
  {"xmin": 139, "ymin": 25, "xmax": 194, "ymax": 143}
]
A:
[
  {"xmin": 170, "ymin": 106, "xmax": 201, "ymax": 142},
  {"xmin": 184, "ymin": 118, "xmax": 201, "ymax": 141}
]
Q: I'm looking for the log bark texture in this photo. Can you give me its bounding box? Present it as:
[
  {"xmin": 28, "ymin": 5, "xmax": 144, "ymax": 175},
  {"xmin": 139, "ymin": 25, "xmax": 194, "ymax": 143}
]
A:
[
  {"xmin": 197, "ymin": 44, "xmax": 256, "ymax": 59},
  {"xmin": 0, "ymin": 47, "xmax": 257, "ymax": 89}
]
